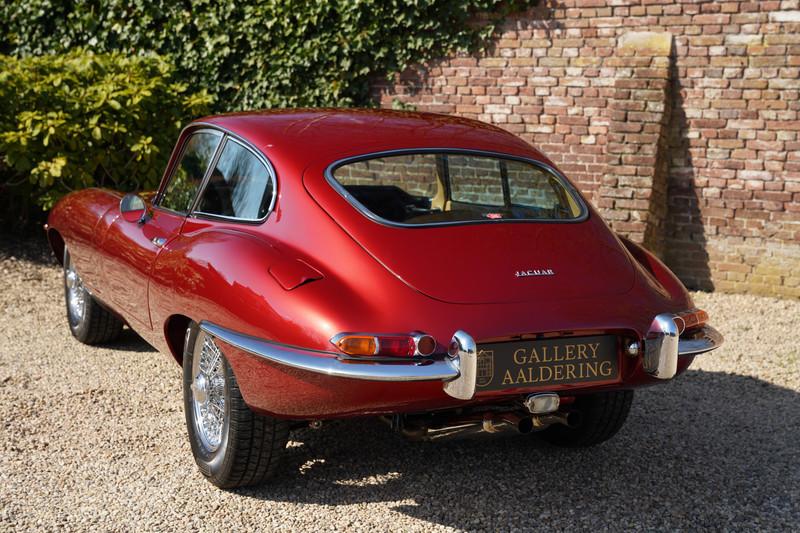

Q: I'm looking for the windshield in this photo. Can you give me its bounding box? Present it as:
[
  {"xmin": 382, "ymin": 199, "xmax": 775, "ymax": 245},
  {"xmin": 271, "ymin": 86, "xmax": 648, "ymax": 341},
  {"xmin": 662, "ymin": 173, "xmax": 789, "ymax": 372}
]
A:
[{"xmin": 329, "ymin": 152, "xmax": 585, "ymax": 226}]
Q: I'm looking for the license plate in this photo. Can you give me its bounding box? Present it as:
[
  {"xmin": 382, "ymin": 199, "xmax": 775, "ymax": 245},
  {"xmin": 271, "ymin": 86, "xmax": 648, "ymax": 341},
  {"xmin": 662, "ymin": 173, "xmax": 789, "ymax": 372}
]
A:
[{"xmin": 475, "ymin": 335, "xmax": 619, "ymax": 391}]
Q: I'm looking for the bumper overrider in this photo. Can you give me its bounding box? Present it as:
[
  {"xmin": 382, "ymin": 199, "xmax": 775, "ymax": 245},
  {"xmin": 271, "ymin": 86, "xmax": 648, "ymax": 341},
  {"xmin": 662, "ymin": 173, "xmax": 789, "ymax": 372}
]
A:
[{"xmin": 199, "ymin": 315, "xmax": 723, "ymax": 402}]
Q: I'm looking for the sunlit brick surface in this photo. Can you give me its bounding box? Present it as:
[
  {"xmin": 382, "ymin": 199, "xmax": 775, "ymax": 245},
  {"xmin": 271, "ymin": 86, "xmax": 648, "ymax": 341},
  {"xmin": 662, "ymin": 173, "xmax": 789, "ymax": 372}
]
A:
[{"xmin": 373, "ymin": 1, "xmax": 800, "ymax": 298}]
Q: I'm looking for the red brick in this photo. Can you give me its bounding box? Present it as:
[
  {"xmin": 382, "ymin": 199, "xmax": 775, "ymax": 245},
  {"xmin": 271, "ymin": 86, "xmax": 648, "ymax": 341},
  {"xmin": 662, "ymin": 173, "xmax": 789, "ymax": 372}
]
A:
[{"xmin": 372, "ymin": 5, "xmax": 800, "ymax": 297}]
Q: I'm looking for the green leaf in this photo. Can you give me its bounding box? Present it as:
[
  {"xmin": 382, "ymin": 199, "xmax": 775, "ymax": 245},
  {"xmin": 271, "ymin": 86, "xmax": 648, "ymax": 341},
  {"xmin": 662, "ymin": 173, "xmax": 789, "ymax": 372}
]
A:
[
  {"xmin": 0, "ymin": 0, "xmax": 521, "ymax": 215},
  {"xmin": 0, "ymin": 49, "xmax": 213, "ymax": 211}
]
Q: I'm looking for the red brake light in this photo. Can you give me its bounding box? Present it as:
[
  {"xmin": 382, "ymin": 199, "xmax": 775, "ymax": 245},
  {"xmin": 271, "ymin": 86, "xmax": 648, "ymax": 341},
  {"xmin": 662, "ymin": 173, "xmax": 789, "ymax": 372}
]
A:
[{"xmin": 376, "ymin": 336, "xmax": 416, "ymax": 357}]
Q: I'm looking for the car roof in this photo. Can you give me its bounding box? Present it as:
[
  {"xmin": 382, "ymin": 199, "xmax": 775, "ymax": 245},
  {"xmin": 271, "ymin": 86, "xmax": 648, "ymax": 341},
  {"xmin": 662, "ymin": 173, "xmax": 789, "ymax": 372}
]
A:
[{"xmin": 196, "ymin": 108, "xmax": 549, "ymax": 168}]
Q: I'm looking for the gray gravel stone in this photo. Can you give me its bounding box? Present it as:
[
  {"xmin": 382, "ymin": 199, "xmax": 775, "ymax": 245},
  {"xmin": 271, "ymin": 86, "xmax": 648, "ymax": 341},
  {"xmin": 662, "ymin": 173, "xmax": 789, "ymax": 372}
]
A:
[{"xmin": 1, "ymin": 240, "xmax": 798, "ymax": 532}]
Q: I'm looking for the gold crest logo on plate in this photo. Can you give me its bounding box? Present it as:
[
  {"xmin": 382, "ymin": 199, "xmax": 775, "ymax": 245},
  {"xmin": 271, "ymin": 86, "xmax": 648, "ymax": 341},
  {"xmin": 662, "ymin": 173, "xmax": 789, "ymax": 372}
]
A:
[{"xmin": 476, "ymin": 349, "xmax": 494, "ymax": 388}]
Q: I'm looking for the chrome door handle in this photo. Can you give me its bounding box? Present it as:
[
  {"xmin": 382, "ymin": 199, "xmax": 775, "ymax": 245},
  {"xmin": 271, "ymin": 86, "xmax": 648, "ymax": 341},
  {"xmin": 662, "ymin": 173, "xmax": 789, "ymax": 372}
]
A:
[{"xmin": 151, "ymin": 237, "xmax": 167, "ymax": 248}]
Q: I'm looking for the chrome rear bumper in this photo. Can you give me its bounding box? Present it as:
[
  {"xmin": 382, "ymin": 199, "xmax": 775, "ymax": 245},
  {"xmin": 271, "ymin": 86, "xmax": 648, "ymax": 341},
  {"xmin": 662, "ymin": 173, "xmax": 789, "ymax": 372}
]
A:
[
  {"xmin": 677, "ymin": 324, "xmax": 724, "ymax": 357},
  {"xmin": 199, "ymin": 322, "xmax": 475, "ymax": 400},
  {"xmin": 644, "ymin": 313, "xmax": 724, "ymax": 380},
  {"xmin": 201, "ymin": 312, "xmax": 723, "ymax": 404}
]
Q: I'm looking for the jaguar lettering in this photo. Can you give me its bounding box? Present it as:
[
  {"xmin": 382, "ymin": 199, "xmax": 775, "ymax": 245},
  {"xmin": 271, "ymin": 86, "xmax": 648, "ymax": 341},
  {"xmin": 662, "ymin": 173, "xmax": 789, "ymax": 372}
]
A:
[{"xmin": 515, "ymin": 269, "xmax": 555, "ymax": 277}]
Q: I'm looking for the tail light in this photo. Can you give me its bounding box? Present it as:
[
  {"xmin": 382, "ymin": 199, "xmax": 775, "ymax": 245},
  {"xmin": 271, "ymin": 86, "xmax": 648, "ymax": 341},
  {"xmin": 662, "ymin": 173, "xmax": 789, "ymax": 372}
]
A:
[
  {"xmin": 334, "ymin": 335, "xmax": 378, "ymax": 356},
  {"xmin": 674, "ymin": 309, "xmax": 708, "ymax": 333},
  {"xmin": 332, "ymin": 332, "xmax": 437, "ymax": 357}
]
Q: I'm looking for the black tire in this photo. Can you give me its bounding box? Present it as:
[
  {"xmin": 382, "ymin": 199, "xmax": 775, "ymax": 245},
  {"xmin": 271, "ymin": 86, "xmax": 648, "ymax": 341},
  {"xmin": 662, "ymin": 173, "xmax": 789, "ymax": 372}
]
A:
[
  {"xmin": 64, "ymin": 248, "xmax": 123, "ymax": 345},
  {"xmin": 183, "ymin": 323, "xmax": 290, "ymax": 489},
  {"xmin": 538, "ymin": 390, "xmax": 634, "ymax": 447}
]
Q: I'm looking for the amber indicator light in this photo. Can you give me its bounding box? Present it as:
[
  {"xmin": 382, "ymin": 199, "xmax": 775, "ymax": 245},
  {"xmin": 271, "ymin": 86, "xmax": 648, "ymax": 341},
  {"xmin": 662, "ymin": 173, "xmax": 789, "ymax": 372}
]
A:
[{"xmin": 336, "ymin": 335, "xmax": 377, "ymax": 356}]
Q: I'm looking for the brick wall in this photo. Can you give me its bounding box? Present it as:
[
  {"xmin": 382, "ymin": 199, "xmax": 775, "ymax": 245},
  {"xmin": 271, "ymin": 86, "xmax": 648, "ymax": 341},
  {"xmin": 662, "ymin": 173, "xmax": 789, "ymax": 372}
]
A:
[{"xmin": 373, "ymin": 0, "xmax": 800, "ymax": 298}]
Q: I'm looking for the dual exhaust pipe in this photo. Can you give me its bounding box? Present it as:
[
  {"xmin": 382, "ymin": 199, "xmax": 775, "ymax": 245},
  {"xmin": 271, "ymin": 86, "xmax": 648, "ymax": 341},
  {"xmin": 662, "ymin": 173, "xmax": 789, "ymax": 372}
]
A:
[{"xmin": 481, "ymin": 410, "xmax": 579, "ymax": 434}]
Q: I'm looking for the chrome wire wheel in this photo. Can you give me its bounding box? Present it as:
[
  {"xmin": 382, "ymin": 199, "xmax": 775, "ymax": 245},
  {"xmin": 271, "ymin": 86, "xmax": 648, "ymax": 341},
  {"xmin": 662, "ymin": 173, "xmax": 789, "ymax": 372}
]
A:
[
  {"xmin": 183, "ymin": 322, "xmax": 290, "ymax": 488},
  {"xmin": 190, "ymin": 334, "xmax": 227, "ymax": 452},
  {"xmin": 62, "ymin": 247, "xmax": 123, "ymax": 345},
  {"xmin": 65, "ymin": 256, "xmax": 87, "ymax": 324}
]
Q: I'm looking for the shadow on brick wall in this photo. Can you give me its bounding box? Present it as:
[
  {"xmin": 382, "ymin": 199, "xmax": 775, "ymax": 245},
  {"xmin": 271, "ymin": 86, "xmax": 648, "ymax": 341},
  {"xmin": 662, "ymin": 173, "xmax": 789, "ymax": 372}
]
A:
[{"xmin": 665, "ymin": 60, "xmax": 714, "ymax": 291}]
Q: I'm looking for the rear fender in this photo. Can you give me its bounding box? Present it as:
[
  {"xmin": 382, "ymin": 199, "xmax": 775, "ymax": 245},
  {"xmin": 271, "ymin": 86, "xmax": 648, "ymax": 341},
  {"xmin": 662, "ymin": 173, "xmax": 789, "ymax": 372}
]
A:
[
  {"xmin": 618, "ymin": 235, "xmax": 692, "ymax": 307},
  {"xmin": 147, "ymin": 226, "xmax": 379, "ymax": 358}
]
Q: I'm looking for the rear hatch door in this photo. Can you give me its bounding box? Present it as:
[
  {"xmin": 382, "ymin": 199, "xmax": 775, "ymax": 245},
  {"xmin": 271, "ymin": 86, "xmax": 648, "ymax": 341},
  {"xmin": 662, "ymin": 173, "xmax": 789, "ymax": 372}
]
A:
[{"xmin": 303, "ymin": 163, "xmax": 635, "ymax": 305}]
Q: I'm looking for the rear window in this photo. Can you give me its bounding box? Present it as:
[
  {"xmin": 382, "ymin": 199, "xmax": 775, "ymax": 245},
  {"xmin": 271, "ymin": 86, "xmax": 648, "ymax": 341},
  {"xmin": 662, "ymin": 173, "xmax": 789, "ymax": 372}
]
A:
[{"xmin": 330, "ymin": 152, "xmax": 585, "ymax": 225}]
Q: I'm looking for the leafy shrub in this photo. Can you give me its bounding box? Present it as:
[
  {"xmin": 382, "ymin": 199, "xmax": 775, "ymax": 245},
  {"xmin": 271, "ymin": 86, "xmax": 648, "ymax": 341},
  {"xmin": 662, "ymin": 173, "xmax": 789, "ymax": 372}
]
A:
[
  {"xmin": 0, "ymin": 51, "xmax": 213, "ymax": 220},
  {"xmin": 0, "ymin": 0, "xmax": 526, "ymax": 110}
]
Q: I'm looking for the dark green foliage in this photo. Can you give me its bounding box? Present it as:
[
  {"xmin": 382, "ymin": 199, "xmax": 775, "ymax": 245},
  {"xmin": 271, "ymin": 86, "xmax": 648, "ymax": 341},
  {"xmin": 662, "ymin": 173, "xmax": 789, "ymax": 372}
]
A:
[
  {"xmin": 0, "ymin": 1, "xmax": 528, "ymax": 226},
  {"xmin": 0, "ymin": 0, "xmax": 525, "ymax": 110}
]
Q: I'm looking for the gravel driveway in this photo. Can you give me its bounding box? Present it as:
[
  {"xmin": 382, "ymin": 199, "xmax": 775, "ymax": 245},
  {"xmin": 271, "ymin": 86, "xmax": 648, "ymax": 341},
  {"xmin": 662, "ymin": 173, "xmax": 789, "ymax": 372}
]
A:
[{"xmin": 1, "ymin": 237, "xmax": 798, "ymax": 532}]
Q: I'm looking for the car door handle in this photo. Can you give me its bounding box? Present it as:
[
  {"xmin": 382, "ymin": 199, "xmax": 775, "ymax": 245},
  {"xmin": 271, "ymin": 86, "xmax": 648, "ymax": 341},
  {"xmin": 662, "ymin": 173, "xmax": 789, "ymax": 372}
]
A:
[{"xmin": 151, "ymin": 237, "xmax": 167, "ymax": 248}]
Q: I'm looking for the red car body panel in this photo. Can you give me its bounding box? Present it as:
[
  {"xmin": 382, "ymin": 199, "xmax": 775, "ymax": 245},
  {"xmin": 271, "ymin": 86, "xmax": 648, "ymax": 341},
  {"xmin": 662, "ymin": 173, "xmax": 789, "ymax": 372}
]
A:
[{"xmin": 47, "ymin": 109, "xmax": 706, "ymax": 420}]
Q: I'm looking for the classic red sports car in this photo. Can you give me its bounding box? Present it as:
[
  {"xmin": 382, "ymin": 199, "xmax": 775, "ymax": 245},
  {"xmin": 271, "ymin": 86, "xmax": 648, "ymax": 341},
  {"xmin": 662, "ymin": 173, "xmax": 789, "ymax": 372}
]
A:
[{"xmin": 46, "ymin": 109, "xmax": 723, "ymax": 488}]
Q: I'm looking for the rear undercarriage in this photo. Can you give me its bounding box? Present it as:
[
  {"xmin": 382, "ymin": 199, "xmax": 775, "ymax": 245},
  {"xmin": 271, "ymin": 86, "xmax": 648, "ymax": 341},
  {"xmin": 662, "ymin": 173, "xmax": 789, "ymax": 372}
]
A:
[{"xmin": 381, "ymin": 392, "xmax": 581, "ymax": 440}]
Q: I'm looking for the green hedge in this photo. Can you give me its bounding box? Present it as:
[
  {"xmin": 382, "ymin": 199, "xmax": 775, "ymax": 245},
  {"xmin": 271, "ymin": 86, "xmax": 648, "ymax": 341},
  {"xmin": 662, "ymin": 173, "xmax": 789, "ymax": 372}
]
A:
[
  {"xmin": 0, "ymin": 1, "xmax": 528, "ymax": 226},
  {"xmin": 0, "ymin": 51, "xmax": 213, "ymax": 219},
  {"xmin": 0, "ymin": 0, "xmax": 525, "ymax": 110}
]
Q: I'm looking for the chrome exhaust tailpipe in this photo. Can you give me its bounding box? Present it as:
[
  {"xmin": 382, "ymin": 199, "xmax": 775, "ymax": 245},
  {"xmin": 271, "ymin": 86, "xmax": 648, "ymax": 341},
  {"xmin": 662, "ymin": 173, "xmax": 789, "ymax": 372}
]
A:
[
  {"xmin": 476, "ymin": 412, "xmax": 575, "ymax": 434},
  {"xmin": 483, "ymin": 413, "xmax": 535, "ymax": 434},
  {"xmin": 502, "ymin": 413, "xmax": 535, "ymax": 434},
  {"xmin": 531, "ymin": 411, "xmax": 581, "ymax": 429},
  {"xmin": 483, "ymin": 412, "xmax": 577, "ymax": 434}
]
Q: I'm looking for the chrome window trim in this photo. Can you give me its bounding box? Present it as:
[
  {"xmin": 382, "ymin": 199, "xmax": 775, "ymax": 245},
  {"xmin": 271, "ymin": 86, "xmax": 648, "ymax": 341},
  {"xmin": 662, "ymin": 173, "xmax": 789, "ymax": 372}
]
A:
[
  {"xmin": 190, "ymin": 135, "xmax": 278, "ymax": 224},
  {"xmin": 324, "ymin": 148, "xmax": 590, "ymax": 229},
  {"xmin": 154, "ymin": 128, "xmax": 224, "ymax": 214}
]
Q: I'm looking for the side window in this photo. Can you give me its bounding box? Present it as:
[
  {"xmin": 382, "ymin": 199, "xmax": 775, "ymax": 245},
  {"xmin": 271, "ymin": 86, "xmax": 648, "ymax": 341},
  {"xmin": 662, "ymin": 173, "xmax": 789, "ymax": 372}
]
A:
[
  {"xmin": 160, "ymin": 132, "xmax": 221, "ymax": 213},
  {"xmin": 196, "ymin": 139, "xmax": 274, "ymax": 220}
]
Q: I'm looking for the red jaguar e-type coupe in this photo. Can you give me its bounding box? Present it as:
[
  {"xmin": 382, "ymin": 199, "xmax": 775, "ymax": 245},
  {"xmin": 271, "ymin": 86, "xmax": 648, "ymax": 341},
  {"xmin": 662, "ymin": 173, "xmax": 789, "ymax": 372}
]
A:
[{"xmin": 46, "ymin": 109, "xmax": 722, "ymax": 488}]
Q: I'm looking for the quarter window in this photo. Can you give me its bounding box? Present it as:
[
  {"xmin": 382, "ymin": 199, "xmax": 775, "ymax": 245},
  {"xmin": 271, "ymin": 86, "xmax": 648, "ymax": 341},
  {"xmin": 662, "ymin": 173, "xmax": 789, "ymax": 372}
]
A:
[
  {"xmin": 160, "ymin": 132, "xmax": 221, "ymax": 213},
  {"xmin": 196, "ymin": 139, "xmax": 274, "ymax": 221},
  {"xmin": 449, "ymin": 155, "xmax": 504, "ymax": 207},
  {"xmin": 506, "ymin": 160, "xmax": 568, "ymax": 215}
]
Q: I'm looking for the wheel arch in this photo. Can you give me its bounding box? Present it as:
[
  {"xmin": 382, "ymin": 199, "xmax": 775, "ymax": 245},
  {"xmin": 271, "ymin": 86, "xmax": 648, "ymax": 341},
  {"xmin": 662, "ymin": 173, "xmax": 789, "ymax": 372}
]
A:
[
  {"xmin": 164, "ymin": 314, "xmax": 193, "ymax": 366},
  {"xmin": 47, "ymin": 228, "xmax": 66, "ymax": 266}
]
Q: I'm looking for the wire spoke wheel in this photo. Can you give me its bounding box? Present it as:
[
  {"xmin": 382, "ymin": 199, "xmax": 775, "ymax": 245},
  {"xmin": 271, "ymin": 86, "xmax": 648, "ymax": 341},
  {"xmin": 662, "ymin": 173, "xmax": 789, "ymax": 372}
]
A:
[
  {"xmin": 190, "ymin": 334, "xmax": 227, "ymax": 452},
  {"xmin": 65, "ymin": 257, "xmax": 87, "ymax": 324},
  {"xmin": 183, "ymin": 323, "xmax": 290, "ymax": 488},
  {"xmin": 62, "ymin": 247, "xmax": 123, "ymax": 345}
]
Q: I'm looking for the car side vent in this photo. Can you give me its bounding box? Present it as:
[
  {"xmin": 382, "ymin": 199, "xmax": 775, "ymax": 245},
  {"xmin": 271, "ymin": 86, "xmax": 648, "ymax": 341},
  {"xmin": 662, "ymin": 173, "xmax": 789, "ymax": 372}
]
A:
[{"xmin": 269, "ymin": 258, "xmax": 323, "ymax": 291}]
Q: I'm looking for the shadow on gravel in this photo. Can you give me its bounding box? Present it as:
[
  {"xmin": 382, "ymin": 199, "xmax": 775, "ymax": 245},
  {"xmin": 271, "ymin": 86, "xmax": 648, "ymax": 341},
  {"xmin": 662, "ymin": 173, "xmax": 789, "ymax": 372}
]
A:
[
  {"xmin": 0, "ymin": 231, "xmax": 55, "ymax": 265},
  {"xmin": 238, "ymin": 370, "xmax": 799, "ymax": 530},
  {"xmin": 114, "ymin": 328, "xmax": 158, "ymax": 353}
]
